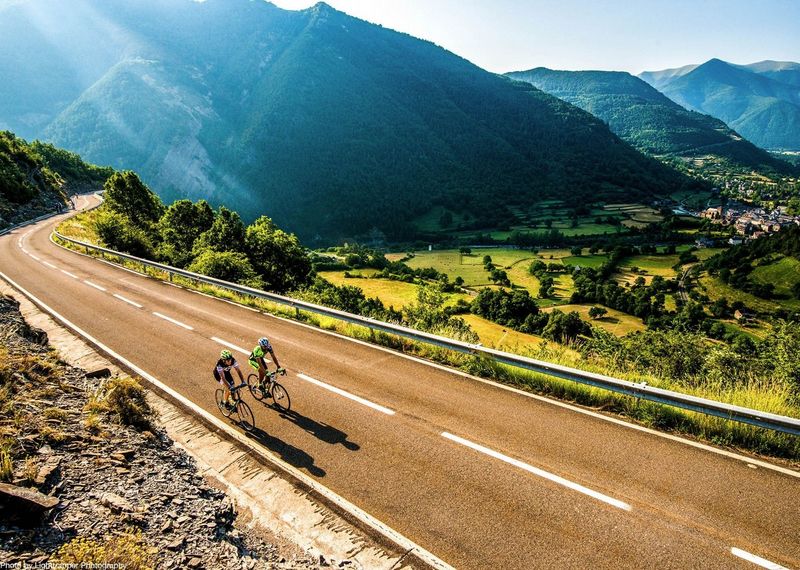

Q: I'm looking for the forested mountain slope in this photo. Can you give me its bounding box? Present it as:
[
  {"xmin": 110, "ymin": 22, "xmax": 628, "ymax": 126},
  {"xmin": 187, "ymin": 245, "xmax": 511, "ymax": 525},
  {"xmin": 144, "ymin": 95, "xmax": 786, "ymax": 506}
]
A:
[{"xmin": 0, "ymin": 0, "xmax": 696, "ymax": 242}]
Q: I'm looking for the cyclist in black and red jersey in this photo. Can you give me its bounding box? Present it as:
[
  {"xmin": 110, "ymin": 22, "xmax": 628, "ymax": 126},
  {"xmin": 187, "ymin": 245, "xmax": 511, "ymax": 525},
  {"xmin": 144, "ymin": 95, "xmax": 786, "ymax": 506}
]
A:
[{"xmin": 213, "ymin": 349, "xmax": 244, "ymax": 409}]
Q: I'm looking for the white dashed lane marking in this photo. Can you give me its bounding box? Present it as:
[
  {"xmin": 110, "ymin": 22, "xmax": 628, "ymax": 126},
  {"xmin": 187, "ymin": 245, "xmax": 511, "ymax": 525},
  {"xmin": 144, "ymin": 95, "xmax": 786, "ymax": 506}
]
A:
[
  {"xmin": 153, "ymin": 312, "xmax": 194, "ymax": 330},
  {"xmin": 296, "ymin": 373, "xmax": 396, "ymax": 416},
  {"xmin": 83, "ymin": 280, "xmax": 107, "ymax": 292},
  {"xmin": 441, "ymin": 432, "xmax": 632, "ymax": 511},
  {"xmin": 113, "ymin": 294, "xmax": 143, "ymax": 309}
]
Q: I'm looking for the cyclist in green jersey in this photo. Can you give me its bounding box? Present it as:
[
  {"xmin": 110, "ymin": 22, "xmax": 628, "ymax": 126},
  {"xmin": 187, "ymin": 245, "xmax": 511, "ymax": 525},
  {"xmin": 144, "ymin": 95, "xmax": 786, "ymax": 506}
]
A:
[{"xmin": 249, "ymin": 337, "xmax": 283, "ymax": 389}]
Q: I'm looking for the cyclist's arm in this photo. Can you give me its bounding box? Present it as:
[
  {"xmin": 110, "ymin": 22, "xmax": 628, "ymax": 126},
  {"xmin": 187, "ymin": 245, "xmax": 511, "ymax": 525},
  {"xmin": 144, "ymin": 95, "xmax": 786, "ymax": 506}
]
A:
[
  {"xmin": 234, "ymin": 362, "xmax": 244, "ymax": 382},
  {"xmin": 269, "ymin": 349, "xmax": 281, "ymax": 369}
]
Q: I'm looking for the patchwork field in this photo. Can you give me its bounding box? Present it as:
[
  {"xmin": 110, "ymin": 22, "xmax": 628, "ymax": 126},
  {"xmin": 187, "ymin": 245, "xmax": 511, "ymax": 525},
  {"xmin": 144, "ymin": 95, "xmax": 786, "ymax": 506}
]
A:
[
  {"xmin": 750, "ymin": 257, "xmax": 800, "ymax": 309},
  {"xmin": 459, "ymin": 314, "xmax": 545, "ymax": 350},
  {"xmin": 413, "ymin": 200, "xmax": 665, "ymax": 238}
]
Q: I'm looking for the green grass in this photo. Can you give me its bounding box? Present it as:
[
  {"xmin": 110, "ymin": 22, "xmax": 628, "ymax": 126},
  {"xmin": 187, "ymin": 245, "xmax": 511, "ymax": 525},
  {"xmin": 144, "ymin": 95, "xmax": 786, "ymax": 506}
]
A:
[
  {"xmin": 542, "ymin": 304, "xmax": 646, "ymax": 335},
  {"xmin": 459, "ymin": 313, "xmax": 549, "ymax": 350},
  {"xmin": 750, "ymin": 257, "xmax": 800, "ymax": 307},
  {"xmin": 698, "ymin": 275, "xmax": 780, "ymax": 314},
  {"xmin": 563, "ymin": 254, "xmax": 609, "ymax": 269},
  {"xmin": 319, "ymin": 271, "xmax": 471, "ymax": 310}
]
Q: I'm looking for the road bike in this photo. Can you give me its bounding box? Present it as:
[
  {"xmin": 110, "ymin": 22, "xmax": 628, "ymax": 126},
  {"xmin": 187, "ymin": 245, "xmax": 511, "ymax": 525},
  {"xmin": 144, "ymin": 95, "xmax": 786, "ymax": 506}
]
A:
[
  {"xmin": 247, "ymin": 368, "xmax": 290, "ymax": 412},
  {"xmin": 215, "ymin": 381, "xmax": 255, "ymax": 432}
]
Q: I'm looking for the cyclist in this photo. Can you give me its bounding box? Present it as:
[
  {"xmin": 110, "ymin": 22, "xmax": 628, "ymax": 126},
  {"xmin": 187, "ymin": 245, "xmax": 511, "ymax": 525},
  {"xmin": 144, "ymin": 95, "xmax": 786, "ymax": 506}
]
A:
[
  {"xmin": 214, "ymin": 349, "xmax": 244, "ymax": 409},
  {"xmin": 249, "ymin": 337, "xmax": 283, "ymax": 394}
]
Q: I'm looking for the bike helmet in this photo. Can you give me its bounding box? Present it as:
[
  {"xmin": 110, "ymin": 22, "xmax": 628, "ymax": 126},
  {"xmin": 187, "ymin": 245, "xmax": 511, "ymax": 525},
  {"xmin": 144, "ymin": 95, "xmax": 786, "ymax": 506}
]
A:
[
  {"xmin": 220, "ymin": 349, "xmax": 233, "ymax": 360},
  {"xmin": 258, "ymin": 337, "xmax": 272, "ymax": 350}
]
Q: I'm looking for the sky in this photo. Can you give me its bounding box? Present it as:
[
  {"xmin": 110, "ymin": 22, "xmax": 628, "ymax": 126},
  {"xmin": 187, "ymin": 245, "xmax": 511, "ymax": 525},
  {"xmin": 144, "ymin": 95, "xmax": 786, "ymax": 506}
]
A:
[{"xmin": 269, "ymin": 0, "xmax": 800, "ymax": 74}]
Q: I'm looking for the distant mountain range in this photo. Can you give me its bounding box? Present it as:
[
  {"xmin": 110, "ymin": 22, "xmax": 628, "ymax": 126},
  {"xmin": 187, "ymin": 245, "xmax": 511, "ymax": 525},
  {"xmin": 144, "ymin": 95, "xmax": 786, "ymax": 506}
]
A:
[
  {"xmin": 639, "ymin": 59, "xmax": 800, "ymax": 151},
  {"xmin": 505, "ymin": 67, "xmax": 795, "ymax": 175},
  {"xmin": 0, "ymin": 0, "xmax": 695, "ymax": 242}
]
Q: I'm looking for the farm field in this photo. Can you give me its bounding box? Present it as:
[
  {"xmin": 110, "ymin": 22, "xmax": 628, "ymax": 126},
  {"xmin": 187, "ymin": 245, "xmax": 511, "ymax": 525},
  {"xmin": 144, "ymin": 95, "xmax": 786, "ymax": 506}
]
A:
[
  {"xmin": 697, "ymin": 274, "xmax": 780, "ymax": 314},
  {"xmin": 318, "ymin": 271, "xmax": 471, "ymax": 309},
  {"xmin": 405, "ymin": 248, "xmax": 538, "ymax": 287},
  {"xmin": 542, "ymin": 304, "xmax": 646, "ymax": 335},
  {"xmin": 412, "ymin": 200, "xmax": 666, "ymax": 238},
  {"xmin": 750, "ymin": 257, "xmax": 800, "ymax": 309},
  {"xmin": 459, "ymin": 314, "xmax": 545, "ymax": 350}
]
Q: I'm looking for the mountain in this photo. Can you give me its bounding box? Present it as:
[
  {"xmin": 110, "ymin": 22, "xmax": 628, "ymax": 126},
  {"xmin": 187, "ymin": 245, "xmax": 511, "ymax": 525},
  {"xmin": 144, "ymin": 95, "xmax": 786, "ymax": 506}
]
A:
[
  {"xmin": 738, "ymin": 60, "xmax": 800, "ymax": 88},
  {"xmin": 0, "ymin": 0, "xmax": 695, "ymax": 242},
  {"xmin": 505, "ymin": 67, "xmax": 795, "ymax": 175},
  {"xmin": 639, "ymin": 59, "xmax": 800, "ymax": 151}
]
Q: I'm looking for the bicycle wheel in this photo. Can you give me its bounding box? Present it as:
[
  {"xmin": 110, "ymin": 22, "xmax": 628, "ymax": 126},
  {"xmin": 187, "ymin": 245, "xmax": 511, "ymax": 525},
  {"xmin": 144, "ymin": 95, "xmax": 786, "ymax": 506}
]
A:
[
  {"xmin": 271, "ymin": 383, "xmax": 291, "ymax": 412},
  {"xmin": 236, "ymin": 401, "xmax": 256, "ymax": 432},
  {"xmin": 215, "ymin": 389, "xmax": 232, "ymax": 418},
  {"xmin": 247, "ymin": 373, "xmax": 266, "ymax": 401}
]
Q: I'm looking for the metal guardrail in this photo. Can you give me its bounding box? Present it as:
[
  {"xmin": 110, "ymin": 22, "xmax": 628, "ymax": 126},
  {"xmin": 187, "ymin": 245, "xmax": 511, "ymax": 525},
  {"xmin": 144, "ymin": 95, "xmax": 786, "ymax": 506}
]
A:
[{"xmin": 52, "ymin": 229, "xmax": 800, "ymax": 436}]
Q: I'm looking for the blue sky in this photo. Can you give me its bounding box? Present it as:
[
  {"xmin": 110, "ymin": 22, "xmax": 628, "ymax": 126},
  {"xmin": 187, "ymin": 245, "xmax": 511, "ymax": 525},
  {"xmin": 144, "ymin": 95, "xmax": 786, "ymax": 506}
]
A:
[{"xmin": 270, "ymin": 0, "xmax": 800, "ymax": 73}]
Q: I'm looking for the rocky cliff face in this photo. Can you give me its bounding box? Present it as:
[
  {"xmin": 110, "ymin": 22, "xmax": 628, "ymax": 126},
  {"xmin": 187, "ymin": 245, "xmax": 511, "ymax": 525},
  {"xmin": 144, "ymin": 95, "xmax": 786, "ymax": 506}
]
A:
[{"xmin": 0, "ymin": 295, "xmax": 333, "ymax": 568}]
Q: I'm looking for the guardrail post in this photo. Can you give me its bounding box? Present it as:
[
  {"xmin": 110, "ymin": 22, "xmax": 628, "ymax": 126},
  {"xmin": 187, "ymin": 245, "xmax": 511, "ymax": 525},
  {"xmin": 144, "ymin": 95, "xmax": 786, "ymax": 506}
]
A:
[
  {"xmin": 168, "ymin": 272, "xmax": 173, "ymax": 282},
  {"xmin": 295, "ymin": 306, "xmax": 301, "ymax": 318}
]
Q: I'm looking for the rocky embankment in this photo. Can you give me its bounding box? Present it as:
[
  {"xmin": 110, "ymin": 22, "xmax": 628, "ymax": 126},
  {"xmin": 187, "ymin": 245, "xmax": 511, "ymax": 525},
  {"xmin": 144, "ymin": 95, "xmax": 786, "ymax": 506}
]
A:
[{"xmin": 0, "ymin": 295, "xmax": 336, "ymax": 568}]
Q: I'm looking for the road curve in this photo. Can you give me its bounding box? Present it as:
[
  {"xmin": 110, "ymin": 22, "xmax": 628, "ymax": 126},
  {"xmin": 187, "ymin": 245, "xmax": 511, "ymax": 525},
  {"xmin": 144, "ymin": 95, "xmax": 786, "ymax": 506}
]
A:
[{"xmin": 1, "ymin": 199, "xmax": 798, "ymax": 570}]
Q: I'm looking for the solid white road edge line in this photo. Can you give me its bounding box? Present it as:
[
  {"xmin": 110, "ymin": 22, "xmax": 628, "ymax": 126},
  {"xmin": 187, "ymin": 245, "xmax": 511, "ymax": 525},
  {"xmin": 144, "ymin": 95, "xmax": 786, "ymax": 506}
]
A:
[
  {"xmin": 47, "ymin": 228, "xmax": 800, "ymax": 478},
  {"xmin": 211, "ymin": 337, "xmax": 250, "ymax": 356},
  {"xmin": 83, "ymin": 280, "xmax": 106, "ymax": 292},
  {"xmin": 113, "ymin": 293, "xmax": 143, "ymax": 309},
  {"xmin": 730, "ymin": 547, "xmax": 788, "ymax": 569},
  {"xmin": 441, "ymin": 431, "xmax": 632, "ymax": 511},
  {"xmin": 60, "ymin": 269, "xmax": 78, "ymax": 279},
  {"xmin": 153, "ymin": 311, "xmax": 194, "ymax": 330},
  {"xmin": 296, "ymin": 373, "xmax": 396, "ymax": 416},
  {"xmin": 0, "ymin": 270, "xmax": 453, "ymax": 570}
]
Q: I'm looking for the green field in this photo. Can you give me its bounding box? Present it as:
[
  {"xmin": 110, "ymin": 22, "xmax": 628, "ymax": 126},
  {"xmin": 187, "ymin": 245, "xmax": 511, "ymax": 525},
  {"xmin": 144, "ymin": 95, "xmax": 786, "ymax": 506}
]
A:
[
  {"xmin": 563, "ymin": 254, "xmax": 609, "ymax": 268},
  {"xmin": 750, "ymin": 257, "xmax": 800, "ymax": 308},
  {"xmin": 405, "ymin": 248, "xmax": 538, "ymax": 287},
  {"xmin": 413, "ymin": 199, "xmax": 664, "ymax": 237},
  {"xmin": 319, "ymin": 271, "xmax": 471, "ymax": 309},
  {"xmin": 542, "ymin": 304, "xmax": 646, "ymax": 335},
  {"xmin": 459, "ymin": 313, "xmax": 546, "ymax": 350},
  {"xmin": 698, "ymin": 275, "xmax": 780, "ymax": 314}
]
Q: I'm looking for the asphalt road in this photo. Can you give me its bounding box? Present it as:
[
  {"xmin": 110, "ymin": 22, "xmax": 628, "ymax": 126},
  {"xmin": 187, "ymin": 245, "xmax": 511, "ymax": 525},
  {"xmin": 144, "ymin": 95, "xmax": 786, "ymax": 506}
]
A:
[{"xmin": 1, "ymin": 198, "xmax": 798, "ymax": 569}]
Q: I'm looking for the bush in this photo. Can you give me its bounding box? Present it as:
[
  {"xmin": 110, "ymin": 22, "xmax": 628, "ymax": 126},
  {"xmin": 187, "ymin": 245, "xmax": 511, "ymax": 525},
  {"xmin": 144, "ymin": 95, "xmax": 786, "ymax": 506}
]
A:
[
  {"xmin": 51, "ymin": 531, "xmax": 154, "ymax": 569},
  {"xmin": 98, "ymin": 377, "xmax": 153, "ymax": 430},
  {"xmin": 188, "ymin": 250, "xmax": 264, "ymax": 289}
]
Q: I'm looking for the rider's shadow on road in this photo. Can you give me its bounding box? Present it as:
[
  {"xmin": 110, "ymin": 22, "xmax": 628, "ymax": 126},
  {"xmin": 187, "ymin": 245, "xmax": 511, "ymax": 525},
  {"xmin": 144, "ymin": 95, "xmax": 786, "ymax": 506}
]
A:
[
  {"xmin": 278, "ymin": 409, "xmax": 360, "ymax": 451},
  {"xmin": 246, "ymin": 427, "xmax": 326, "ymax": 478}
]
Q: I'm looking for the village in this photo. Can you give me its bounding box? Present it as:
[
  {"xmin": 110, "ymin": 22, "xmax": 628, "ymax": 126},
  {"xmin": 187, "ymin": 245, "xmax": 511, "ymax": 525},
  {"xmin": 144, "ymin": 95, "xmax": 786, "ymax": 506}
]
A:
[{"xmin": 699, "ymin": 201, "xmax": 800, "ymax": 242}]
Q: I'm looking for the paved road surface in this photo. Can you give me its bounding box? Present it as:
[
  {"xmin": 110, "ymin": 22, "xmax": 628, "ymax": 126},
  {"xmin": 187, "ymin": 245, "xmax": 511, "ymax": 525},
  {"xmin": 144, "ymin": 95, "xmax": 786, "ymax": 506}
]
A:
[{"xmin": 1, "ymin": 199, "xmax": 798, "ymax": 569}]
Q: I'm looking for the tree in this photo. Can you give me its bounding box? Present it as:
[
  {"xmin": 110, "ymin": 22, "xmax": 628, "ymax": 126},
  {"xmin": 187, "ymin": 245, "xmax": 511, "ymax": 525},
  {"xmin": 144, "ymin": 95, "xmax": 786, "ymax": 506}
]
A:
[
  {"xmin": 539, "ymin": 276, "xmax": 555, "ymax": 298},
  {"xmin": 588, "ymin": 306, "xmax": 608, "ymax": 320},
  {"xmin": 459, "ymin": 247, "xmax": 471, "ymax": 255},
  {"xmin": 103, "ymin": 171, "xmax": 163, "ymax": 227},
  {"xmin": 193, "ymin": 206, "xmax": 246, "ymax": 254},
  {"xmin": 93, "ymin": 209, "xmax": 154, "ymax": 258},
  {"xmin": 570, "ymin": 246, "xmax": 582, "ymax": 256},
  {"xmin": 187, "ymin": 250, "xmax": 263, "ymax": 288},
  {"xmin": 793, "ymin": 281, "xmax": 800, "ymax": 300},
  {"xmin": 482, "ymin": 255, "xmax": 492, "ymax": 265},
  {"xmin": 157, "ymin": 199, "xmax": 214, "ymax": 266},
  {"xmin": 244, "ymin": 216, "xmax": 313, "ymax": 293}
]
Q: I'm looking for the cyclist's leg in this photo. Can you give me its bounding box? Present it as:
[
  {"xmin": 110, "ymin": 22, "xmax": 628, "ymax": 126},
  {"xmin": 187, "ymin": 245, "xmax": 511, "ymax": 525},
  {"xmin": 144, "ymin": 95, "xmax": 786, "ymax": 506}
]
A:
[{"xmin": 222, "ymin": 373, "xmax": 234, "ymax": 405}]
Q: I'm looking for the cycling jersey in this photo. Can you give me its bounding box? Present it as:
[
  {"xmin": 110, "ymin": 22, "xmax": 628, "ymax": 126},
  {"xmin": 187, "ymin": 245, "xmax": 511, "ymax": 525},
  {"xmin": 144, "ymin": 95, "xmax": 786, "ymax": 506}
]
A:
[
  {"xmin": 213, "ymin": 358, "xmax": 240, "ymax": 386},
  {"xmin": 248, "ymin": 346, "xmax": 269, "ymax": 371}
]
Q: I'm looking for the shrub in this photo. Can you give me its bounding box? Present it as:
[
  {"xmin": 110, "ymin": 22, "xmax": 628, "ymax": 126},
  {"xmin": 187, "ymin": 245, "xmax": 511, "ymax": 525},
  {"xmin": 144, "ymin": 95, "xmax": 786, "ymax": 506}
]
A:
[
  {"xmin": 99, "ymin": 377, "xmax": 153, "ymax": 429},
  {"xmin": 51, "ymin": 531, "xmax": 154, "ymax": 569}
]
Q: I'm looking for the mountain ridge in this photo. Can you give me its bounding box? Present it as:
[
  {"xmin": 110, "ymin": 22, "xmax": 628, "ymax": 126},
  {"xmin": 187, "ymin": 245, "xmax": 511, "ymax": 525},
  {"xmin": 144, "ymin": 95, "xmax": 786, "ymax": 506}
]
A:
[
  {"xmin": 505, "ymin": 67, "xmax": 795, "ymax": 175},
  {"xmin": 639, "ymin": 58, "xmax": 800, "ymax": 151}
]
